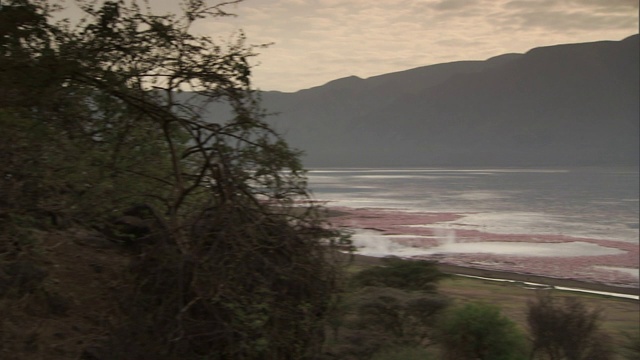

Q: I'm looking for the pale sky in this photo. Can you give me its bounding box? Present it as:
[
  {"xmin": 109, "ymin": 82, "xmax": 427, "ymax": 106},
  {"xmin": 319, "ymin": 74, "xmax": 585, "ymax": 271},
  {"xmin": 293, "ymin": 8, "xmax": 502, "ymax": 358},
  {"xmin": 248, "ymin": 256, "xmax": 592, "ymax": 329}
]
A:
[{"xmin": 63, "ymin": 0, "xmax": 640, "ymax": 92}]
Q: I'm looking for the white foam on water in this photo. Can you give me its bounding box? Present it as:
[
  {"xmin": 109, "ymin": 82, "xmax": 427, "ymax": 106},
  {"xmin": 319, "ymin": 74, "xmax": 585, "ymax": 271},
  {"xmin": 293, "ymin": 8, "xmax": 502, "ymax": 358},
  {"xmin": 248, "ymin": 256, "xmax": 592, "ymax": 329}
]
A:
[
  {"xmin": 593, "ymin": 266, "xmax": 640, "ymax": 278},
  {"xmin": 432, "ymin": 212, "xmax": 638, "ymax": 243},
  {"xmin": 350, "ymin": 230, "xmax": 421, "ymax": 257},
  {"xmin": 429, "ymin": 241, "xmax": 625, "ymax": 257},
  {"xmin": 384, "ymin": 234, "xmax": 434, "ymax": 239},
  {"xmin": 350, "ymin": 229, "xmax": 626, "ymax": 258}
]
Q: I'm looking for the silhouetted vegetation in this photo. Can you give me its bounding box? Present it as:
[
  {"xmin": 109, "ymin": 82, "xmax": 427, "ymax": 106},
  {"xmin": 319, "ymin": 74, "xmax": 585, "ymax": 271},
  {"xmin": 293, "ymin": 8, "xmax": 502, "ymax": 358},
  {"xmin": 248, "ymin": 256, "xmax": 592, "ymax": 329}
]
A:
[
  {"xmin": 1, "ymin": 1, "xmax": 341, "ymax": 358},
  {"xmin": 351, "ymin": 257, "xmax": 448, "ymax": 292},
  {"xmin": 527, "ymin": 294, "xmax": 615, "ymax": 360},
  {"xmin": 436, "ymin": 302, "xmax": 528, "ymax": 360},
  {"xmin": 322, "ymin": 258, "xmax": 449, "ymax": 359},
  {"xmin": 321, "ymin": 258, "xmax": 635, "ymax": 360}
]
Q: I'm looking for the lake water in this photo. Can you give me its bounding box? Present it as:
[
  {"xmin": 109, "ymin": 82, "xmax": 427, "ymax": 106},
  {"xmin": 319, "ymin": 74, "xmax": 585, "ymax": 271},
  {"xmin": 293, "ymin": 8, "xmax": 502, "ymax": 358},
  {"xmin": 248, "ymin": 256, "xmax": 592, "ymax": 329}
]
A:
[
  {"xmin": 307, "ymin": 167, "xmax": 639, "ymax": 287},
  {"xmin": 308, "ymin": 167, "xmax": 639, "ymax": 243}
]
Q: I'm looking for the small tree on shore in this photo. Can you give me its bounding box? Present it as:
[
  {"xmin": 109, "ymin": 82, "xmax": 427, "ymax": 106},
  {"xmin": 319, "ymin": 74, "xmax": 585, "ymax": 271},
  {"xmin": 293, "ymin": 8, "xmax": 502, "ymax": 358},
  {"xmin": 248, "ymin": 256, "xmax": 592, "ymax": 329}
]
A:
[
  {"xmin": 322, "ymin": 259, "xmax": 449, "ymax": 359},
  {"xmin": 527, "ymin": 294, "xmax": 614, "ymax": 360},
  {"xmin": 351, "ymin": 257, "xmax": 448, "ymax": 292},
  {"xmin": 436, "ymin": 302, "xmax": 528, "ymax": 360}
]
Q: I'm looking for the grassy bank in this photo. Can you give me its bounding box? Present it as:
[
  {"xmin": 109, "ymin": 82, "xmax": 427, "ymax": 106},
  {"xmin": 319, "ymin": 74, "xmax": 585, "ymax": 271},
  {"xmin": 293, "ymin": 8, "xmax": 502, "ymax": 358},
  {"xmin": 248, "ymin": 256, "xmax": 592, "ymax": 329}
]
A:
[
  {"xmin": 438, "ymin": 275, "xmax": 640, "ymax": 350},
  {"xmin": 336, "ymin": 252, "xmax": 640, "ymax": 359}
]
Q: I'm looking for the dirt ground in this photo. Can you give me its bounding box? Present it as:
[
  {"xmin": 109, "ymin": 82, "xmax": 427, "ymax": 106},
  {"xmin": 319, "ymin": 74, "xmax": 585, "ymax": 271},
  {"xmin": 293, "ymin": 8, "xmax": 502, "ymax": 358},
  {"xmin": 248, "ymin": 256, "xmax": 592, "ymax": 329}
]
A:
[{"xmin": 0, "ymin": 229, "xmax": 132, "ymax": 360}]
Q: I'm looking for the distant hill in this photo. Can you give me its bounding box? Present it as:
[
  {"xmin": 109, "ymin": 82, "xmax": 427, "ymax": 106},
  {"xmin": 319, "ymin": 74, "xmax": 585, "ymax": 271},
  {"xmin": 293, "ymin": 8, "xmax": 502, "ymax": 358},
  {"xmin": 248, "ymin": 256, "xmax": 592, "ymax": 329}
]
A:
[{"xmin": 219, "ymin": 35, "xmax": 640, "ymax": 167}]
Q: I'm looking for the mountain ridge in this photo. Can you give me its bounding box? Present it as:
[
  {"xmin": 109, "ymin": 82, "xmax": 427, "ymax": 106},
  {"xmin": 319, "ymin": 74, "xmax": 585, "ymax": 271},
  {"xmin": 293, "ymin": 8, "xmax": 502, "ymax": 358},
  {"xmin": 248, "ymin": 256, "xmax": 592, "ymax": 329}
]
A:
[{"xmin": 224, "ymin": 35, "xmax": 640, "ymax": 167}]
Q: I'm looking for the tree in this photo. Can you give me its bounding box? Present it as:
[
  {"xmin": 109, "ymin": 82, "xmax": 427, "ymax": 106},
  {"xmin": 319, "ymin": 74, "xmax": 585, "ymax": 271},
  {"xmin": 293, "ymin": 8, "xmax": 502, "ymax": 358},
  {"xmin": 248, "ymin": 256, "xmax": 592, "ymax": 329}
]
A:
[
  {"xmin": 1, "ymin": 1, "xmax": 341, "ymax": 358},
  {"xmin": 436, "ymin": 302, "xmax": 528, "ymax": 360},
  {"xmin": 323, "ymin": 259, "xmax": 449, "ymax": 359},
  {"xmin": 527, "ymin": 295, "xmax": 614, "ymax": 360},
  {"xmin": 0, "ymin": 0, "xmax": 174, "ymax": 227},
  {"xmin": 350, "ymin": 257, "xmax": 448, "ymax": 292},
  {"xmin": 354, "ymin": 287, "xmax": 448, "ymax": 344}
]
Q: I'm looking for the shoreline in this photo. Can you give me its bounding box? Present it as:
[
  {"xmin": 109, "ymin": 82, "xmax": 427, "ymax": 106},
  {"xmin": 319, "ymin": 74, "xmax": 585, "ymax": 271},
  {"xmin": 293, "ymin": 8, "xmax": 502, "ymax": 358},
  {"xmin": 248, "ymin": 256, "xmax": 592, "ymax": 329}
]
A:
[
  {"xmin": 436, "ymin": 262, "xmax": 639, "ymax": 297},
  {"xmin": 344, "ymin": 252, "xmax": 640, "ymax": 297},
  {"xmin": 327, "ymin": 206, "xmax": 639, "ymax": 294}
]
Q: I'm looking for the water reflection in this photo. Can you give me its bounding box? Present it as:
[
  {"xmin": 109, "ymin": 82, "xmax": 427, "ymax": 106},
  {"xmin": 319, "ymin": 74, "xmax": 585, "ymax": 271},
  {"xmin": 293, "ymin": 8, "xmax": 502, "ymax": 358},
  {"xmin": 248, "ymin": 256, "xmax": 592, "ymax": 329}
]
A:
[{"xmin": 309, "ymin": 167, "xmax": 639, "ymax": 243}]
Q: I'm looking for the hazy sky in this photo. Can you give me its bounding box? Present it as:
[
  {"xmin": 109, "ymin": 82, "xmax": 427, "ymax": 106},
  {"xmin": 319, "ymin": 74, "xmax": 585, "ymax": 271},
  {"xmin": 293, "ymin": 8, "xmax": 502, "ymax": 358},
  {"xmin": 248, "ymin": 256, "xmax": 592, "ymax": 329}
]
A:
[{"xmin": 62, "ymin": 0, "xmax": 639, "ymax": 92}]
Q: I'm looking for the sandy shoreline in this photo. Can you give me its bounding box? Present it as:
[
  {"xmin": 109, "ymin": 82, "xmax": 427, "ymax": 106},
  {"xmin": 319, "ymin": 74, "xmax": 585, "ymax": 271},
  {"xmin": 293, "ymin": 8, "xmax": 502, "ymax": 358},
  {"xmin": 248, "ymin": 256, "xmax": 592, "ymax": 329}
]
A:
[{"xmin": 328, "ymin": 206, "xmax": 640, "ymax": 294}]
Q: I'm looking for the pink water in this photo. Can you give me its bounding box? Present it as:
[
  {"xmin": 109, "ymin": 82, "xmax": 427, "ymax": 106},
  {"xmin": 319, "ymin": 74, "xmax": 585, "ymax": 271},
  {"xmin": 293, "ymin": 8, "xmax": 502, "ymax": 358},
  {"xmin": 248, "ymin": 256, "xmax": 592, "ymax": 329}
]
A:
[{"xmin": 329, "ymin": 207, "xmax": 639, "ymax": 288}]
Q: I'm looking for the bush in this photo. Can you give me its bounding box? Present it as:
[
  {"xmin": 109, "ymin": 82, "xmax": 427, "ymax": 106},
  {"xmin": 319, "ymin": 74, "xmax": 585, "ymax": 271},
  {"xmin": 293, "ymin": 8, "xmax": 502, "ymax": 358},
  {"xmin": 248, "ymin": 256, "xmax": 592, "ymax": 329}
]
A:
[
  {"xmin": 436, "ymin": 302, "xmax": 528, "ymax": 360},
  {"xmin": 323, "ymin": 286, "xmax": 448, "ymax": 359},
  {"xmin": 350, "ymin": 257, "xmax": 447, "ymax": 292},
  {"xmin": 527, "ymin": 295, "xmax": 614, "ymax": 360}
]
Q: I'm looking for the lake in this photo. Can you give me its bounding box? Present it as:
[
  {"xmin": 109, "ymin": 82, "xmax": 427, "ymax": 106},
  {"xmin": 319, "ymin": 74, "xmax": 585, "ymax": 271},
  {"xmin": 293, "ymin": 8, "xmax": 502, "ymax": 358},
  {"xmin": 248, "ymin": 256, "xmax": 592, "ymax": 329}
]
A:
[{"xmin": 307, "ymin": 167, "xmax": 639, "ymax": 287}]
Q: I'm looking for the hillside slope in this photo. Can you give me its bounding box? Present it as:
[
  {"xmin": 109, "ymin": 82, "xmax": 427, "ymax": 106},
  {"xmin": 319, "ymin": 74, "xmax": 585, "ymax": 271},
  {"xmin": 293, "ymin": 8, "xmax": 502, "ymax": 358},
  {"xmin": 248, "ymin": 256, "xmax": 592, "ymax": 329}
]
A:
[{"xmin": 257, "ymin": 35, "xmax": 639, "ymax": 167}]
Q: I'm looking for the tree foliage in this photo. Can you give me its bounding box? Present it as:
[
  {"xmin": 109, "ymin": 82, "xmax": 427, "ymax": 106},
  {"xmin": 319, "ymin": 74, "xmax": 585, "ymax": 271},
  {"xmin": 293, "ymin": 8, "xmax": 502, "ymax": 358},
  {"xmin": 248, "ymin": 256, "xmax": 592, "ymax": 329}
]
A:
[
  {"xmin": 323, "ymin": 259, "xmax": 449, "ymax": 359},
  {"xmin": 353, "ymin": 287, "xmax": 448, "ymax": 345},
  {"xmin": 527, "ymin": 295, "xmax": 614, "ymax": 360},
  {"xmin": 350, "ymin": 257, "xmax": 447, "ymax": 292},
  {"xmin": 0, "ymin": 1, "xmax": 341, "ymax": 358},
  {"xmin": 436, "ymin": 302, "xmax": 528, "ymax": 360}
]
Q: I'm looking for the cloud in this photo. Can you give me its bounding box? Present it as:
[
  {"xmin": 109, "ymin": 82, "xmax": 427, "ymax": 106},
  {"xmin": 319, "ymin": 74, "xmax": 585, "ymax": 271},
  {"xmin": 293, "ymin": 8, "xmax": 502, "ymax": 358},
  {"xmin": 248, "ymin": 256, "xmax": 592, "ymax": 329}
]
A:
[
  {"xmin": 502, "ymin": 0, "xmax": 638, "ymax": 32},
  {"xmin": 132, "ymin": 0, "xmax": 639, "ymax": 91}
]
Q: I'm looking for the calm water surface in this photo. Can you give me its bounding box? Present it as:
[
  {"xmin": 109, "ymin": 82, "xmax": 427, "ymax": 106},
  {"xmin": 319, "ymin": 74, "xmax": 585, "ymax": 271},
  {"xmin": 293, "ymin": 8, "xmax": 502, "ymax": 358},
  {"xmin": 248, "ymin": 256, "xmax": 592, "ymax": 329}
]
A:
[{"xmin": 307, "ymin": 167, "xmax": 639, "ymax": 243}]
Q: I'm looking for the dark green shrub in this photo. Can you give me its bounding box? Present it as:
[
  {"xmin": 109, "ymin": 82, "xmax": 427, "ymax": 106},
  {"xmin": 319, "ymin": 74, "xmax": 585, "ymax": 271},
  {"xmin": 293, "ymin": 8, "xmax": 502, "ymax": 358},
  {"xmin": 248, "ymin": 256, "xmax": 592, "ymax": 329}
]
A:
[
  {"xmin": 527, "ymin": 295, "xmax": 615, "ymax": 360},
  {"xmin": 351, "ymin": 257, "xmax": 447, "ymax": 292},
  {"xmin": 436, "ymin": 302, "xmax": 528, "ymax": 360}
]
